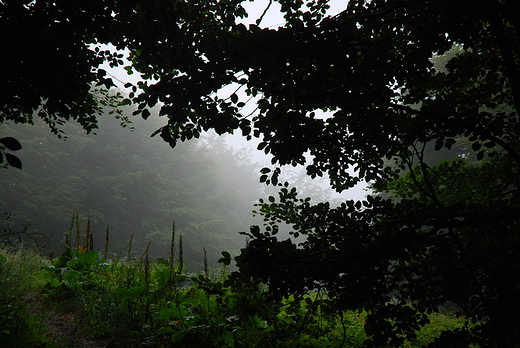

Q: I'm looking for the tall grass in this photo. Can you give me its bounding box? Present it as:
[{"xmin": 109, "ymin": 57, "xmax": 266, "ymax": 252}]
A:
[{"xmin": 0, "ymin": 244, "xmax": 53, "ymax": 347}]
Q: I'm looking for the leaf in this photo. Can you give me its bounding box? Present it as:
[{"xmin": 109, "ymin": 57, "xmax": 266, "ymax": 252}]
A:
[
  {"xmin": 157, "ymin": 326, "xmax": 174, "ymax": 335},
  {"xmin": 171, "ymin": 331, "xmax": 186, "ymax": 344},
  {"xmin": 119, "ymin": 98, "xmax": 132, "ymax": 106},
  {"xmin": 219, "ymin": 257, "xmax": 231, "ymax": 266},
  {"xmin": 49, "ymin": 278, "xmax": 61, "ymax": 288},
  {"xmin": 472, "ymin": 142, "xmax": 481, "ymax": 151},
  {"xmin": 445, "ymin": 138, "xmax": 456, "ymax": 149},
  {"xmin": 222, "ymin": 331, "xmax": 235, "ymax": 347},
  {"xmin": 434, "ymin": 138, "xmax": 443, "ymax": 151},
  {"xmin": 257, "ymin": 142, "xmax": 268, "ymax": 151},
  {"xmin": 218, "ymin": 251, "xmax": 232, "ymax": 265},
  {"xmin": 5, "ymin": 153, "xmax": 22, "ymax": 169},
  {"xmin": 142, "ymin": 109, "xmax": 151, "ymax": 120},
  {"xmin": 0, "ymin": 137, "xmax": 22, "ymax": 151},
  {"xmin": 114, "ymin": 286, "xmax": 146, "ymax": 299},
  {"xmin": 230, "ymin": 93, "xmax": 238, "ymax": 104}
]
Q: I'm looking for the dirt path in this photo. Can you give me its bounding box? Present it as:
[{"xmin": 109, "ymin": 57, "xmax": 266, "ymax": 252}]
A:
[{"xmin": 24, "ymin": 293, "xmax": 113, "ymax": 348}]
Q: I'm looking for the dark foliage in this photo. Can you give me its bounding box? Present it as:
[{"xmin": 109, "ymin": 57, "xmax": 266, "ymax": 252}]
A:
[{"xmin": 2, "ymin": 0, "xmax": 520, "ymax": 345}]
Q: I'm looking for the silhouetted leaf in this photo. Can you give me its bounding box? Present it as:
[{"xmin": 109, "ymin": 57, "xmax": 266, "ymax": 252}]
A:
[
  {"xmin": 0, "ymin": 137, "xmax": 22, "ymax": 151},
  {"xmin": 5, "ymin": 153, "xmax": 22, "ymax": 169},
  {"xmin": 434, "ymin": 138, "xmax": 443, "ymax": 151}
]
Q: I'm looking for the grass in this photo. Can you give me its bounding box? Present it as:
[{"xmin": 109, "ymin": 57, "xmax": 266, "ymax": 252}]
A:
[{"xmin": 0, "ymin": 244, "xmax": 55, "ymax": 347}]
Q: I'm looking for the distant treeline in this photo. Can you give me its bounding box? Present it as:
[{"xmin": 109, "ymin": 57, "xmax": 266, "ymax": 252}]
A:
[{"xmin": 0, "ymin": 107, "xmax": 264, "ymax": 270}]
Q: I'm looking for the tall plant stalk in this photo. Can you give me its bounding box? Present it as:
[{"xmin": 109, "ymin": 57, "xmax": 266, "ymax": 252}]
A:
[
  {"xmin": 178, "ymin": 233, "xmax": 183, "ymax": 275},
  {"xmin": 144, "ymin": 251, "xmax": 151, "ymax": 321},
  {"xmin": 203, "ymin": 247, "xmax": 208, "ymax": 277},
  {"xmin": 127, "ymin": 232, "xmax": 134, "ymax": 263},
  {"xmin": 140, "ymin": 240, "xmax": 152, "ymax": 261},
  {"xmin": 169, "ymin": 220, "xmax": 176, "ymax": 282},
  {"xmin": 104, "ymin": 225, "xmax": 109, "ymax": 259},
  {"xmin": 66, "ymin": 210, "xmax": 75, "ymax": 248},
  {"xmin": 85, "ymin": 216, "xmax": 93, "ymax": 252},
  {"xmin": 75, "ymin": 211, "xmax": 80, "ymax": 250},
  {"xmin": 126, "ymin": 232, "xmax": 134, "ymax": 287}
]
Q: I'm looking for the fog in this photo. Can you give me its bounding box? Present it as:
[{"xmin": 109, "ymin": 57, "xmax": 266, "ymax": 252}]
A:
[
  {"xmin": 0, "ymin": 91, "xmax": 367, "ymax": 272},
  {"xmin": 98, "ymin": 0, "xmax": 367, "ymax": 206},
  {"xmin": 1, "ymin": 1, "xmax": 368, "ymax": 271}
]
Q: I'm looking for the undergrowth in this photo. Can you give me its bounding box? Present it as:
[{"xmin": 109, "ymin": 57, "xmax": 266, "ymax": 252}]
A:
[
  {"xmin": 0, "ymin": 244, "xmax": 54, "ymax": 347},
  {"xmin": 1, "ymin": 214, "xmax": 475, "ymax": 347}
]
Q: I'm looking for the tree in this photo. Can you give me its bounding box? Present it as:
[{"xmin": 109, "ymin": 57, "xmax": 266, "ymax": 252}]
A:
[
  {"xmin": 2, "ymin": 0, "xmax": 520, "ymax": 345},
  {"xmin": 0, "ymin": 0, "xmax": 249, "ymax": 147},
  {"xmin": 124, "ymin": 1, "xmax": 518, "ymax": 345},
  {"xmin": 0, "ymin": 0, "xmax": 130, "ymax": 134}
]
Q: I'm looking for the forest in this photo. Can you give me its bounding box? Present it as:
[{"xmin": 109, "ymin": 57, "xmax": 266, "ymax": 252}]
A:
[
  {"xmin": 1, "ymin": 105, "xmax": 265, "ymax": 269},
  {"xmin": 1, "ymin": 0, "xmax": 520, "ymax": 347}
]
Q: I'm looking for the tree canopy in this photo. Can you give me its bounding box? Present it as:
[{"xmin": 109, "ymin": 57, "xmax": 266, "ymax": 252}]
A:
[{"xmin": 2, "ymin": 0, "xmax": 520, "ymax": 346}]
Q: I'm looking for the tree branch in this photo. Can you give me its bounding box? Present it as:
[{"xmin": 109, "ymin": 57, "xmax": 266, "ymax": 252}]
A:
[{"xmin": 392, "ymin": 103, "xmax": 520, "ymax": 166}]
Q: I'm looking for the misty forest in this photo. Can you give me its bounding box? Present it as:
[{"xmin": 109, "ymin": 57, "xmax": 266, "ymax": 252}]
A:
[
  {"xmin": 1, "ymin": 0, "xmax": 520, "ymax": 347},
  {"xmin": 1, "ymin": 108, "xmax": 267, "ymax": 268}
]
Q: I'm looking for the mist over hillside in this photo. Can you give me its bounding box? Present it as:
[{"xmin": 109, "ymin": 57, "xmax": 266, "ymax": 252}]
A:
[{"xmin": 0, "ymin": 107, "xmax": 263, "ymax": 269}]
